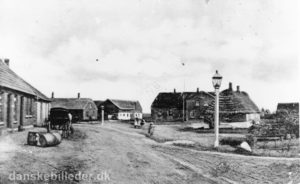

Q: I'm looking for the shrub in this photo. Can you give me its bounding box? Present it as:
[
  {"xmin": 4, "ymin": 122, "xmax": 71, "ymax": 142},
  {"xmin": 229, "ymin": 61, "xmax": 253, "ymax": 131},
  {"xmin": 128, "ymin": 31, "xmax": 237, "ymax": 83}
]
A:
[{"xmin": 220, "ymin": 137, "xmax": 245, "ymax": 147}]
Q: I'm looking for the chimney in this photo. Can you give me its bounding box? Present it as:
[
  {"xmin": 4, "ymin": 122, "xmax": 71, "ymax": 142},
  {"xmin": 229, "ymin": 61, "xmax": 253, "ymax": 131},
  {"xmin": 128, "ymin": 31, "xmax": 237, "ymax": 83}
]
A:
[
  {"xmin": 174, "ymin": 88, "xmax": 176, "ymax": 93},
  {"xmin": 229, "ymin": 82, "xmax": 233, "ymax": 91},
  {"xmin": 77, "ymin": 92, "xmax": 80, "ymax": 99},
  {"xmin": 237, "ymin": 85, "xmax": 240, "ymax": 92},
  {"xmin": 196, "ymin": 88, "xmax": 199, "ymax": 93},
  {"xmin": 51, "ymin": 92, "xmax": 54, "ymax": 98},
  {"xmin": 4, "ymin": 58, "xmax": 9, "ymax": 66}
]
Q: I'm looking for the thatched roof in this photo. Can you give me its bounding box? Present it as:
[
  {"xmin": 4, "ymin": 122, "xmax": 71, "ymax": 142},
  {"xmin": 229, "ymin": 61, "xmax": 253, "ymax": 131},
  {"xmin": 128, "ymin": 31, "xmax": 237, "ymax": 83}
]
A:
[
  {"xmin": 206, "ymin": 88, "xmax": 260, "ymax": 114},
  {"xmin": 0, "ymin": 60, "xmax": 50, "ymax": 101},
  {"xmin": 51, "ymin": 98, "xmax": 97, "ymax": 110},
  {"xmin": 152, "ymin": 84, "xmax": 259, "ymax": 115}
]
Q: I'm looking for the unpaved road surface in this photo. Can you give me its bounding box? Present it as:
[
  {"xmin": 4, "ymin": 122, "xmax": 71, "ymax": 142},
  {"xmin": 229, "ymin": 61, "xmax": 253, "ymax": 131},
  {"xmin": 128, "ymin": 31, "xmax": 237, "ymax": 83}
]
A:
[{"xmin": 0, "ymin": 122, "xmax": 299, "ymax": 184}]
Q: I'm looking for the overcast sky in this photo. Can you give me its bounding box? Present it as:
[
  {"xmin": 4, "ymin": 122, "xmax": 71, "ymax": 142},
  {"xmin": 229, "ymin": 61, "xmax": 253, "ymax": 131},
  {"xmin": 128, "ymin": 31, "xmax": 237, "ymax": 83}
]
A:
[{"xmin": 0, "ymin": 0, "xmax": 298, "ymax": 112}]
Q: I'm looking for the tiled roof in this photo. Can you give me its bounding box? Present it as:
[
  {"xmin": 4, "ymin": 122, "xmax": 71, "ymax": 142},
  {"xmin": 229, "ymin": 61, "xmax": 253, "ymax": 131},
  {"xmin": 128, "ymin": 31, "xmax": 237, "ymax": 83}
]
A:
[
  {"xmin": 51, "ymin": 98, "xmax": 98, "ymax": 110},
  {"xmin": 107, "ymin": 99, "xmax": 143, "ymax": 112},
  {"xmin": 0, "ymin": 60, "xmax": 50, "ymax": 101}
]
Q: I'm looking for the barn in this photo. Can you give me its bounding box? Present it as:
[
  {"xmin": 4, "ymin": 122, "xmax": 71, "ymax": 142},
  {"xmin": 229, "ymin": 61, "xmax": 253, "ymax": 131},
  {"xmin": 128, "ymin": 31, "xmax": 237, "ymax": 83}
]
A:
[
  {"xmin": 0, "ymin": 58, "xmax": 51, "ymax": 130},
  {"xmin": 51, "ymin": 93, "xmax": 98, "ymax": 121},
  {"xmin": 101, "ymin": 99, "xmax": 142, "ymax": 120}
]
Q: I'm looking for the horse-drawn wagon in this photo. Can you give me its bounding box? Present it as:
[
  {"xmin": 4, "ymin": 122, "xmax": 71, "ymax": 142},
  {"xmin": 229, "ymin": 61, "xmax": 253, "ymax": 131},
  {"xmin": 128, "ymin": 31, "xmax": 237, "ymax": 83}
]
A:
[{"xmin": 48, "ymin": 108, "xmax": 74, "ymax": 138}]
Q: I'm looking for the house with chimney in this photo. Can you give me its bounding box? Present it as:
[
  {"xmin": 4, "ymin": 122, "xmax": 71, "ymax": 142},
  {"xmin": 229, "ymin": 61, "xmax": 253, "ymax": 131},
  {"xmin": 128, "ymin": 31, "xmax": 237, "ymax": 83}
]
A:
[
  {"xmin": 151, "ymin": 89, "xmax": 183, "ymax": 122},
  {"xmin": 151, "ymin": 83, "xmax": 260, "ymax": 126},
  {"xmin": 0, "ymin": 58, "xmax": 51, "ymax": 130},
  {"xmin": 51, "ymin": 93, "xmax": 98, "ymax": 121},
  {"xmin": 185, "ymin": 89, "xmax": 215, "ymax": 122},
  {"xmin": 205, "ymin": 83, "xmax": 260, "ymax": 125},
  {"xmin": 151, "ymin": 88, "xmax": 214, "ymax": 122},
  {"xmin": 100, "ymin": 99, "xmax": 143, "ymax": 120}
]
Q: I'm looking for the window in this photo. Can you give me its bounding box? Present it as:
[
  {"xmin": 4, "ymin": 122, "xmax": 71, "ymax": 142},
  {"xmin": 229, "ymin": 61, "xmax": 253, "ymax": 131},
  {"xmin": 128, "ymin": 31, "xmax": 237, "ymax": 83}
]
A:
[
  {"xmin": 0, "ymin": 93, "xmax": 3, "ymax": 122},
  {"xmin": 26, "ymin": 97, "xmax": 33, "ymax": 116},
  {"xmin": 190, "ymin": 110, "xmax": 195, "ymax": 118},
  {"xmin": 13, "ymin": 95, "xmax": 18, "ymax": 121}
]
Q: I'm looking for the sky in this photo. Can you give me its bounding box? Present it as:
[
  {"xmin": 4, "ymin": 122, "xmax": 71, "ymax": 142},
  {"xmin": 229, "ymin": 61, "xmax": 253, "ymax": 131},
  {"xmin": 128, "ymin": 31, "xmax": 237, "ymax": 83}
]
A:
[{"xmin": 0, "ymin": 0, "xmax": 298, "ymax": 113}]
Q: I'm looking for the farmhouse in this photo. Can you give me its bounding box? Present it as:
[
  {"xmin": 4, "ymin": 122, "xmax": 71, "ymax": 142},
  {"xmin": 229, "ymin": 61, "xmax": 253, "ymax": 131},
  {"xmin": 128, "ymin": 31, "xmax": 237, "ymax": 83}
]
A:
[
  {"xmin": 151, "ymin": 88, "xmax": 215, "ymax": 122},
  {"xmin": 151, "ymin": 83, "xmax": 260, "ymax": 125},
  {"xmin": 51, "ymin": 93, "xmax": 98, "ymax": 121},
  {"xmin": 206, "ymin": 83, "xmax": 260, "ymax": 124},
  {"xmin": 0, "ymin": 59, "xmax": 51, "ymax": 129},
  {"xmin": 185, "ymin": 89, "xmax": 215, "ymax": 122},
  {"xmin": 151, "ymin": 89, "xmax": 183, "ymax": 122},
  {"xmin": 101, "ymin": 99, "xmax": 142, "ymax": 120}
]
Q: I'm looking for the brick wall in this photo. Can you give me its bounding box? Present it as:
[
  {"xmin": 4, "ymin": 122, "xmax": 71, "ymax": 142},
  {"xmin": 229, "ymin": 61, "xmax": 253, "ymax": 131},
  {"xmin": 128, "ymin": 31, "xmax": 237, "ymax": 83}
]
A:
[{"xmin": 0, "ymin": 87, "xmax": 50, "ymax": 129}]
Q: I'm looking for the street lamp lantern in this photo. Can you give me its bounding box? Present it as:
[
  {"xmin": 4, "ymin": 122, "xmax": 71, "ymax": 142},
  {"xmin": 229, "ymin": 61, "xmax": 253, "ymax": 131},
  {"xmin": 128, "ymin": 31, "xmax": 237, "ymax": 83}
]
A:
[
  {"xmin": 212, "ymin": 70, "xmax": 222, "ymax": 89},
  {"xmin": 212, "ymin": 70, "xmax": 222, "ymax": 148}
]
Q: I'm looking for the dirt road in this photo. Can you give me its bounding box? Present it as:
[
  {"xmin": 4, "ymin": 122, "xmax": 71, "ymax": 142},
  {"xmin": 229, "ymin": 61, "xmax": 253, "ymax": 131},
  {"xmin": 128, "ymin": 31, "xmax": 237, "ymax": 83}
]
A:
[{"xmin": 0, "ymin": 122, "xmax": 299, "ymax": 184}]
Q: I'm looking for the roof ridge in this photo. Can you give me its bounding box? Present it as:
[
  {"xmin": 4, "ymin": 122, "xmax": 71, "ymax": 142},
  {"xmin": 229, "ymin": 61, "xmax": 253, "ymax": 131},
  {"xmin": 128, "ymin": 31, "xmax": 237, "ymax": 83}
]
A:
[{"xmin": 0, "ymin": 60, "xmax": 49, "ymax": 100}]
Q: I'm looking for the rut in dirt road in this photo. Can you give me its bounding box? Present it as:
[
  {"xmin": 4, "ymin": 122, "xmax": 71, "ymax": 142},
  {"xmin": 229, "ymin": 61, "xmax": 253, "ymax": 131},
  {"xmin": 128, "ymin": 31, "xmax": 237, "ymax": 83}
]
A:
[{"xmin": 152, "ymin": 145, "xmax": 300, "ymax": 184}]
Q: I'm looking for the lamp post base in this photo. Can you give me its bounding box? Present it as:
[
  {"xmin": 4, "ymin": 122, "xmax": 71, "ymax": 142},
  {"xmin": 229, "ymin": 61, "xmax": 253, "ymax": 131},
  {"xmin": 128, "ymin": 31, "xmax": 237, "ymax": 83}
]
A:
[{"xmin": 214, "ymin": 141, "xmax": 219, "ymax": 148}]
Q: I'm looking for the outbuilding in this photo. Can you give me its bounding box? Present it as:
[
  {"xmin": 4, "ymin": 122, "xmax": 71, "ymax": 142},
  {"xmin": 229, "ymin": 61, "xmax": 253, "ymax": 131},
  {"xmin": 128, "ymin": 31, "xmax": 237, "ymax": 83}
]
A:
[
  {"xmin": 51, "ymin": 93, "xmax": 98, "ymax": 121},
  {"xmin": 101, "ymin": 99, "xmax": 142, "ymax": 120}
]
